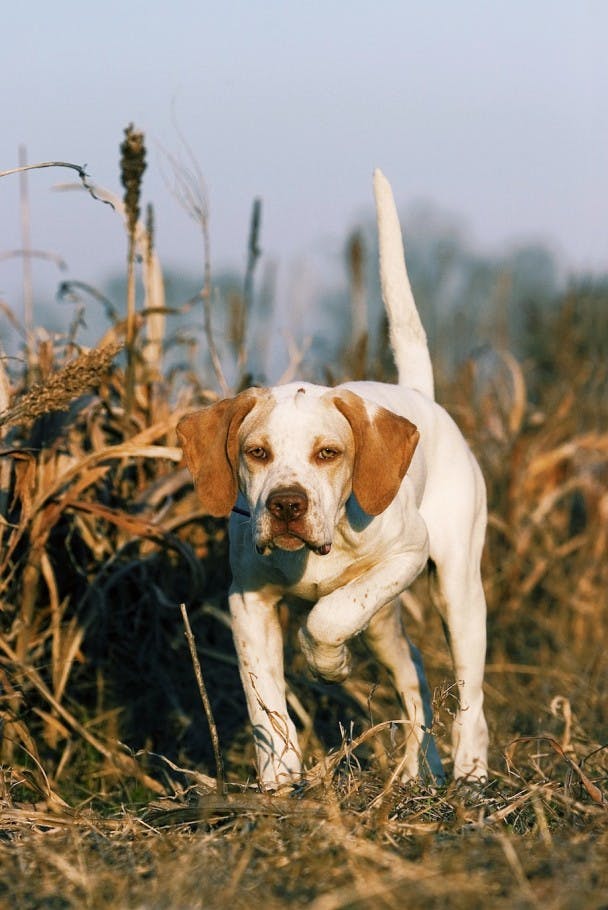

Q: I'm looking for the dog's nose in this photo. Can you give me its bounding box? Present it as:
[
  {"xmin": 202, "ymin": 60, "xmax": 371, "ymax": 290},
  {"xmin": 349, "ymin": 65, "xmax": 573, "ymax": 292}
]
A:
[{"xmin": 266, "ymin": 487, "xmax": 308, "ymax": 521}]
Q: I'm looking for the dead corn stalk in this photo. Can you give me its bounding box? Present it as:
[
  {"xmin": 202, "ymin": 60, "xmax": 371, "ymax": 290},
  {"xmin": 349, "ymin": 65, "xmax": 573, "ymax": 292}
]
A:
[{"xmin": 120, "ymin": 124, "xmax": 147, "ymax": 413}]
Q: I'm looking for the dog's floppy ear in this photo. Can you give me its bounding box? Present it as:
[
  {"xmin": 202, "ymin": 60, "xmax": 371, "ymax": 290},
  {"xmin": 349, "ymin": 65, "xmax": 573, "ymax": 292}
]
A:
[
  {"xmin": 333, "ymin": 390, "xmax": 419, "ymax": 515},
  {"xmin": 176, "ymin": 389, "xmax": 262, "ymax": 517}
]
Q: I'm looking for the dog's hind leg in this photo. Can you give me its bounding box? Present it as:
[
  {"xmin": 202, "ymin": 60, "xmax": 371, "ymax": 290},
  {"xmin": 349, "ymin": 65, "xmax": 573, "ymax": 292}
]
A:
[
  {"xmin": 363, "ymin": 599, "xmax": 445, "ymax": 784},
  {"xmin": 427, "ymin": 557, "xmax": 489, "ymax": 781}
]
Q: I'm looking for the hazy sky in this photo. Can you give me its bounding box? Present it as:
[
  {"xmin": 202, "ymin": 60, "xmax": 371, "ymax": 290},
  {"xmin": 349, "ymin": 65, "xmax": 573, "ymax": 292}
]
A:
[{"xmin": 2, "ymin": 1, "xmax": 607, "ymax": 321}]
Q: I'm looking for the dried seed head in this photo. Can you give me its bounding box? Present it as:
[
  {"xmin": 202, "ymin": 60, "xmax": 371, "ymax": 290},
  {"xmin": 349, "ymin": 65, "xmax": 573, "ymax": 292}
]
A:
[
  {"xmin": 347, "ymin": 230, "xmax": 364, "ymax": 289},
  {"xmin": 0, "ymin": 344, "xmax": 122, "ymax": 429},
  {"xmin": 120, "ymin": 124, "xmax": 146, "ymax": 236}
]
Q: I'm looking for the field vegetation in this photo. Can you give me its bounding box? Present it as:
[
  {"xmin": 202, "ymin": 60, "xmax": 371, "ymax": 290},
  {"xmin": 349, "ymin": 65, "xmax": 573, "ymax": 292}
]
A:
[{"xmin": 0, "ymin": 131, "xmax": 607, "ymax": 908}]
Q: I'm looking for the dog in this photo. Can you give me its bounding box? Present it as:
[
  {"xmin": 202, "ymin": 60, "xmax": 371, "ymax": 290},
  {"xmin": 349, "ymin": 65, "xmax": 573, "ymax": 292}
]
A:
[{"xmin": 177, "ymin": 170, "xmax": 489, "ymax": 789}]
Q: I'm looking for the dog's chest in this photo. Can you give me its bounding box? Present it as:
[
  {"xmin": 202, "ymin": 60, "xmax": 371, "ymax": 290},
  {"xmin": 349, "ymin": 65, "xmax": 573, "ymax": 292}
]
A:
[{"xmin": 267, "ymin": 546, "xmax": 379, "ymax": 602}]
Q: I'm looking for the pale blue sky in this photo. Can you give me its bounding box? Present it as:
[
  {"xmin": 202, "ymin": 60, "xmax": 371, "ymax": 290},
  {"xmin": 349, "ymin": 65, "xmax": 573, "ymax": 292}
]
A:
[{"xmin": 2, "ymin": 1, "xmax": 607, "ymax": 319}]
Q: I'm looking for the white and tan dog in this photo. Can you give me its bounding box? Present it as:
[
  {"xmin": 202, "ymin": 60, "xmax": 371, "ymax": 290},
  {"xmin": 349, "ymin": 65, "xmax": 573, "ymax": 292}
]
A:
[{"xmin": 177, "ymin": 171, "xmax": 489, "ymax": 788}]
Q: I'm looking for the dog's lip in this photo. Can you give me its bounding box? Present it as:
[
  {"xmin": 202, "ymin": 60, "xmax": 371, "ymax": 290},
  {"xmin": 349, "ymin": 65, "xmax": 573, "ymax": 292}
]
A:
[
  {"xmin": 272, "ymin": 532, "xmax": 306, "ymax": 552},
  {"xmin": 255, "ymin": 532, "xmax": 332, "ymax": 556},
  {"xmin": 313, "ymin": 542, "xmax": 332, "ymax": 556}
]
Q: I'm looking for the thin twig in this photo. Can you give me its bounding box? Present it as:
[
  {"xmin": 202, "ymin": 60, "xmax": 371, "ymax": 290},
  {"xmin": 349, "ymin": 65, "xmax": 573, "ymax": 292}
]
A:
[
  {"xmin": 160, "ymin": 133, "xmax": 230, "ymax": 396},
  {"xmin": 0, "ymin": 249, "xmax": 68, "ymax": 270},
  {"xmin": 18, "ymin": 146, "xmax": 33, "ymax": 349},
  {"xmin": 180, "ymin": 603, "xmax": 225, "ymax": 795},
  {"xmin": 0, "ymin": 161, "xmax": 113, "ymax": 208},
  {"xmin": 239, "ymin": 197, "xmax": 262, "ymax": 372}
]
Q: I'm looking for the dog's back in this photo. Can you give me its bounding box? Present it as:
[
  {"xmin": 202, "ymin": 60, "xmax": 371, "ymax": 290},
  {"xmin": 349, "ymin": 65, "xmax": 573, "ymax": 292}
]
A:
[{"xmin": 374, "ymin": 168, "xmax": 435, "ymax": 401}]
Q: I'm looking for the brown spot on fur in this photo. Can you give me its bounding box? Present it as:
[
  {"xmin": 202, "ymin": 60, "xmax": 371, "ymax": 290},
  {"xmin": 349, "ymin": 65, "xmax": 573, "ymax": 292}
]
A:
[
  {"xmin": 177, "ymin": 388, "xmax": 266, "ymax": 516},
  {"xmin": 333, "ymin": 390, "xmax": 419, "ymax": 515}
]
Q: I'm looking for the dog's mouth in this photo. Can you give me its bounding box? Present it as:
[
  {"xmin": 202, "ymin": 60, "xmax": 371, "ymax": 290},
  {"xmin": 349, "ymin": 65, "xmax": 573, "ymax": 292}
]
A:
[{"xmin": 256, "ymin": 532, "xmax": 332, "ymax": 557}]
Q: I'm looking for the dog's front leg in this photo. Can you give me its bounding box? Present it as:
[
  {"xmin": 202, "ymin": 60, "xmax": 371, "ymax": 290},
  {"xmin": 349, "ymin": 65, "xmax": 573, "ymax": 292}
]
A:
[
  {"xmin": 299, "ymin": 545, "xmax": 429, "ymax": 682},
  {"xmin": 229, "ymin": 586, "xmax": 302, "ymax": 789}
]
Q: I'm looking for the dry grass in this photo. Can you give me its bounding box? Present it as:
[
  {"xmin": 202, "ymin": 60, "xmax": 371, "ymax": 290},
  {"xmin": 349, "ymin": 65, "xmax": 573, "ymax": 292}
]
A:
[{"xmin": 0, "ymin": 136, "xmax": 607, "ymax": 908}]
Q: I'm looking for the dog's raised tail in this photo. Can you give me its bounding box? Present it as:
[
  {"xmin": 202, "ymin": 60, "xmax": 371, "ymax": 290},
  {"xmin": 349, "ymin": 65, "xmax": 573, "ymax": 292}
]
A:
[{"xmin": 373, "ymin": 168, "xmax": 434, "ymax": 400}]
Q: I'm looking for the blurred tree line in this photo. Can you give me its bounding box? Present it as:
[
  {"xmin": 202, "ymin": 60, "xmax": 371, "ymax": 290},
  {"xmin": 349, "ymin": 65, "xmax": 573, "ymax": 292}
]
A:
[{"xmin": 2, "ymin": 199, "xmax": 605, "ymax": 399}]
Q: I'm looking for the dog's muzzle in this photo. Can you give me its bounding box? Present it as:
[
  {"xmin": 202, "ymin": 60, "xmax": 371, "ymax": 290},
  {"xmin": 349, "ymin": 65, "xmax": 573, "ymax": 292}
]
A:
[{"xmin": 256, "ymin": 486, "xmax": 331, "ymax": 556}]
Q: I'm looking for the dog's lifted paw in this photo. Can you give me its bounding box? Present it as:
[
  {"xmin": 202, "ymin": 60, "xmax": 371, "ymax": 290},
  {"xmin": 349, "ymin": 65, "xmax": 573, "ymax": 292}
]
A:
[{"xmin": 298, "ymin": 627, "xmax": 351, "ymax": 682}]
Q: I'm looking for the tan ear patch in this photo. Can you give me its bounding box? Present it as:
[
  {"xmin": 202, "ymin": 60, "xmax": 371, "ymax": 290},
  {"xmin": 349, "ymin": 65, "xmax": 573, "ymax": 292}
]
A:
[
  {"xmin": 176, "ymin": 389, "xmax": 263, "ymax": 517},
  {"xmin": 333, "ymin": 390, "xmax": 419, "ymax": 515}
]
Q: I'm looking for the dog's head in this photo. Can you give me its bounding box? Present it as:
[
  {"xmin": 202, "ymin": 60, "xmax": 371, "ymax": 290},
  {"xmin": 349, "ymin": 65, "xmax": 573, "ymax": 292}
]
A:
[{"xmin": 177, "ymin": 384, "xmax": 419, "ymax": 555}]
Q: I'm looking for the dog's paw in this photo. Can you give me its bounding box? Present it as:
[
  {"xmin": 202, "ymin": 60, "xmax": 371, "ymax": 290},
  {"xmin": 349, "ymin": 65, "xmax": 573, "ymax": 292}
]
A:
[
  {"xmin": 298, "ymin": 627, "xmax": 351, "ymax": 682},
  {"xmin": 399, "ymin": 753, "xmax": 421, "ymax": 785}
]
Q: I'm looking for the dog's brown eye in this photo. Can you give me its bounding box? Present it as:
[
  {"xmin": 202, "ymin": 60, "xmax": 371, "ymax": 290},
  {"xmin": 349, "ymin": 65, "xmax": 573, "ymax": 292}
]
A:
[
  {"xmin": 246, "ymin": 446, "xmax": 268, "ymax": 460},
  {"xmin": 317, "ymin": 447, "xmax": 340, "ymax": 461}
]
